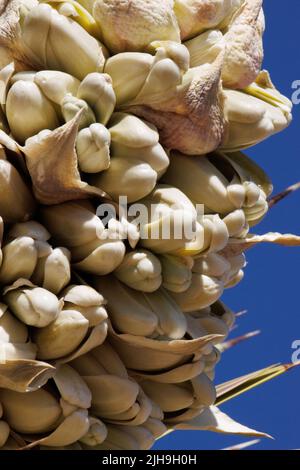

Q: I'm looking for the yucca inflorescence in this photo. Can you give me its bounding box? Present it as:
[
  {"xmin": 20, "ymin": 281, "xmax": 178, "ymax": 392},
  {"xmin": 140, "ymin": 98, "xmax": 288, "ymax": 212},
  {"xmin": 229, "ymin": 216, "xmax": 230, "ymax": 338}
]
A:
[{"xmin": 0, "ymin": 0, "xmax": 298, "ymax": 450}]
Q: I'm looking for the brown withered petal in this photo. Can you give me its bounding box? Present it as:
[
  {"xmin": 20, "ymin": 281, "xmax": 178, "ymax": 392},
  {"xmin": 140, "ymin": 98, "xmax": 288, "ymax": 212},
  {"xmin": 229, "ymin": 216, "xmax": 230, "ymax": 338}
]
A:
[
  {"xmin": 0, "ymin": 0, "xmax": 26, "ymax": 69},
  {"xmin": 20, "ymin": 409, "xmax": 90, "ymax": 449},
  {"xmin": 173, "ymin": 405, "xmax": 271, "ymax": 438},
  {"xmin": 124, "ymin": 52, "xmax": 226, "ymax": 155},
  {"xmin": 222, "ymin": 0, "xmax": 264, "ymax": 89},
  {"xmin": 21, "ymin": 112, "xmax": 108, "ymax": 204},
  {"xmin": 93, "ymin": 0, "xmax": 180, "ymax": 53},
  {"xmin": 0, "ymin": 359, "xmax": 55, "ymax": 392},
  {"xmin": 108, "ymin": 322, "xmax": 220, "ymax": 372},
  {"xmin": 220, "ymin": 232, "xmax": 300, "ymax": 258}
]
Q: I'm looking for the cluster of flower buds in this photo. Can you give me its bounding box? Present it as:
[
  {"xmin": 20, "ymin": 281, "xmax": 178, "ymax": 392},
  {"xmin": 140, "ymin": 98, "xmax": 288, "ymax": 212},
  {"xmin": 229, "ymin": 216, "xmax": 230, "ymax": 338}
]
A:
[{"xmin": 0, "ymin": 0, "xmax": 298, "ymax": 450}]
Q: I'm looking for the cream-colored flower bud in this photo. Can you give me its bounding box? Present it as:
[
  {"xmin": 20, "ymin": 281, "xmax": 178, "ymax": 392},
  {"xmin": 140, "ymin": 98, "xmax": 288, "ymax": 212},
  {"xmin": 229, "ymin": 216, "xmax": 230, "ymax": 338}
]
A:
[
  {"xmin": 179, "ymin": 215, "xmax": 229, "ymax": 257},
  {"xmin": 243, "ymin": 182, "xmax": 260, "ymax": 207},
  {"xmin": 41, "ymin": 201, "xmax": 105, "ymax": 248},
  {"xmin": 72, "ymin": 235, "xmax": 126, "ymax": 275},
  {"xmin": 54, "ymin": 363, "xmax": 92, "ymax": 410},
  {"xmin": 76, "ymin": 123, "xmax": 111, "ymax": 173},
  {"xmin": 222, "ymin": 85, "xmax": 292, "ymax": 152},
  {"xmin": 108, "ymin": 112, "xmax": 169, "ymax": 177},
  {"xmin": 0, "ymin": 303, "xmax": 28, "ymax": 343},
  {"xmin": 164, "ymin": 150, "xmax": 270, "ymax": 228},
  {"xmin": 208, "ymin": 215, "xmax": 230, "ymax": 252},
  {"xmin": 61, "ymin": 95, "xmax": 96, "ymax": 129},
  {"xmin": 223, "ymin": 252, "xmax": 246, "ymax": 287},
  {"xmin": 93, "ymin": 275, "xmax": 158, "ymax": 337},
  {"xmin": 228, "ymin": 253, "xmax": 246, "ymax": 273},
  {"xmin": 62, "ymin": 284, "xmax": 107, "ymax": 326},
  {"xmin": 109, "ymin": 113, "xmax": 158, "ymax": 149},
  {"xmin": 6, "ymin": 80, "xmax": 60, "ymax": 143},
  {"xmin": 89, "ymin": 343, "xmax": 129, "ymax": 378},
  {"xmin": 1, "ymin": 363, "xmax": 91, "ymax": 447},
  {"xmin": 223, "ymin": 209, "xmax": 247, "ymax": 237},
  {"xmin": 0, "ymin": 160, "xmax": 35, "ymax": 223},
  {"xmin": 193, "ymin": 253, "xmax": 231, "ymax": 278},
  {"xmin": 191, "ymin": 312, "xmax": 229, "ymax": 338},
  {"xmin": 107, "ymin": 112, "xmax": 169, "ymax": 175},
  {"xmin": 77, "ymin": 73, "xmax": 116, "ymax": 125},
  {"xmin": 7, "ymin": 221, "xmax": 50, "ymax": 242},
  {"xmin": 31, "ymin": 247, "xmax": 71, "ymax": 295},
  {"xmin": 9, "ymin": 69, "xmax": 36, "ymax": 83},
  {"xmin": 84, "ymin": 375, "xmax": 140, "ymax": 418},
  {"xmin": 138, "ymin": 185, "xmax": 198, "ymax": 254},
  {"xmin": 33, "ymin": 69, "xmax": 80, "ymax": 104},
  {"xmin": 93, "ymin": 0, "xmax": 180, "ymax": 53},
  {"xmin": 79, "ymin": 417, "xmax": 107, "ymax": 446},
  {"xmin": 141, "ymin": 381, "xmax": 194, "ymax": 413},
  {"xmin": 0, "ymin": 388, "xmax": 62, "ymax": 434},
  {"xmin": 225, "ymin": 269, "xmax": 244, "ymax": 288},
  {"xmin": 192, "ymin": 373, "xmax": 216, "ymax": 407},
  {"xmin": 105, "ymin": 52, "xmax": 153, "ymax": 105},
  {"xmin": 119, "ymin": 43, "xmax": 189, "ymax": 110},
  {"xmin": 42, "ymin": 204, "xmax": 117, "ymax": 265},
  {"xmin": 243, "ymin": 191, "xmax": 268, "ymax": 226},
  {"xmin": 0, "ymin": 307, "xmax": 37, "ymax": 360},
  {"xmin": 91, "ymin": 156, "xmax": 157, "ymax": 203},
  {"xmin": 2, "ymin": 221, "xmax": 66, "ymax": 290},
  {"xmin": 115, "ymin": 249, "xmax": 162, "ymax": 292},
  {"xmin": 20, "ymin": 4, "xmax": 106, "ymax": 80},
  {"xmin": 244, "ymin": 71, "xmax": 292, "ymax": 116},
  {"xmin": 163, "ymin": 151, "xmax": 242, "ymax": 214},
  {"xmin": 4, "ymin": 286, "xmax": 62, "ymax": 327},
  {"xmin": 170, "ymin": 274, "xmax": 224, "ymax": 312},
  {"xmin": 33, "ymin": 309, "xmax": 89, "ymax": 360},
  {"xmin": 160, "ymin": 254, "xmax": 193, "ymax": 293},
  {"xmin": 0, "ymin": 236, "xmax": 38, "ymax": 285},
  {"xmin": 185, "ymin": 30, "xmax": 225, "ymax": 67},
  {"xmin": 146, "ymin": 287, "xmax": 187, "ymax": 339}
]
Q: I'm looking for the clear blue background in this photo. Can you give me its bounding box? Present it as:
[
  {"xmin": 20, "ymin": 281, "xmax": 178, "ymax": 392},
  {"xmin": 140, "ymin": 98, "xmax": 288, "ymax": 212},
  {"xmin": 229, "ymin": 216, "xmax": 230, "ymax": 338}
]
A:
[{"xmin": 154, "ymin": 0, "xmax": 300, "ymax": 450}]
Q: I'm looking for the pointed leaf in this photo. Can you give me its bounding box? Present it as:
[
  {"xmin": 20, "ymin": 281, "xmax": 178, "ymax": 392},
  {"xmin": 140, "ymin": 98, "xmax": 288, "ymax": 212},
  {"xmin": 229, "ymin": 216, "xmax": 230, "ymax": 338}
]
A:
[
  {"xmin": 222, "ymin": 232, "xmax": 300, "ymax": 257},
  {"xmin": 268, "ymin": 181, "xmax": 300, "ymax": 208},
  {"xmin": 216, "ymin": 363, "xmax": 300, "ymax": 405},
  {"xmin": 222, "ymin": 439, "xmax": 261, "ymax": 450},
  {"xmin": 220, "ymin": 330, "xmax": 261, "ymax": 352},
  {"xmin": 172, "ymin": 406, "xmax": 271, "ymax": 438}
]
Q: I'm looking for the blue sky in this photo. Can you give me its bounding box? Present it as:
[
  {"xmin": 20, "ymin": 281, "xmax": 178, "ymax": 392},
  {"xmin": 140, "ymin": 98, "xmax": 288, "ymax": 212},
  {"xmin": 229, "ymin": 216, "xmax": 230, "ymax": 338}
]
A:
[{"xmin": 154, "ymin": 0, "xmax": 300, "ymax": 450}]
